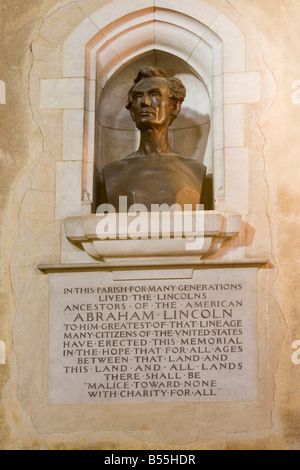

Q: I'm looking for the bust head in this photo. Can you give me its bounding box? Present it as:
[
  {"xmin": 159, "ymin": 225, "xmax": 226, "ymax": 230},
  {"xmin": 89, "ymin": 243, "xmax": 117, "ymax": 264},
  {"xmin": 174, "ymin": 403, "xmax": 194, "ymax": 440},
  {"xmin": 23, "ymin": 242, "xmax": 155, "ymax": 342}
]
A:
[{"xmin": 126, "ymin": 67, "xmax": 186, "ymax": 130}]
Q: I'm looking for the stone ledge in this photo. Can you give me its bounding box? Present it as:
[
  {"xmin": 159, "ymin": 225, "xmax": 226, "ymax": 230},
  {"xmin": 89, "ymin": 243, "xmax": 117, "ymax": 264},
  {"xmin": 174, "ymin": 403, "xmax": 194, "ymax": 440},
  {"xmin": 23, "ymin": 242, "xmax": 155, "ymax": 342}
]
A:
[
  {"xmin": 38, "ymin": 258, "xmax": 269, "ymax": 273},
  {"xmin": 62, "ymin": 211, "xmax": 242, "ymax": 262}
]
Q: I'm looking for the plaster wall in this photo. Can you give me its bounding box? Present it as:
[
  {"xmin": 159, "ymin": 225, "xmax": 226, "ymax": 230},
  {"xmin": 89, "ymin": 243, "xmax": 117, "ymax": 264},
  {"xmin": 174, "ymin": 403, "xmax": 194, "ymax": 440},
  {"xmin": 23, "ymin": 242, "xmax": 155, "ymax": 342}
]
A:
[{"xmin": 0, "ymin": 0, "xmax": 299, "ymax": 450}]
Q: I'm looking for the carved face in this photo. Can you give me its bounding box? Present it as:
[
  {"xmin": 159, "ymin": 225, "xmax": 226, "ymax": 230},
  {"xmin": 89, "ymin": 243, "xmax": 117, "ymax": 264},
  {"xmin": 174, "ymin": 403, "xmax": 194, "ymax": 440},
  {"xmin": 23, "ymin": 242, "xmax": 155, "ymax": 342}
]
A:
[{"xmin": 130, "ymin": 77, "xmax": 178, "ymax": 131}]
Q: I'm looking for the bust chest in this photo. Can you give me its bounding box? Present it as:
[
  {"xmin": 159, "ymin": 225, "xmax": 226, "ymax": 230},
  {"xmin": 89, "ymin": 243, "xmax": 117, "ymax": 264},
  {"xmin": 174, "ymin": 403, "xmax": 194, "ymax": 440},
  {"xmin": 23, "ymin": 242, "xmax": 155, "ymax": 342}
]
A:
[{"xmin": 102, "ymin": 155, "xmax": 206, "ymax": 211}]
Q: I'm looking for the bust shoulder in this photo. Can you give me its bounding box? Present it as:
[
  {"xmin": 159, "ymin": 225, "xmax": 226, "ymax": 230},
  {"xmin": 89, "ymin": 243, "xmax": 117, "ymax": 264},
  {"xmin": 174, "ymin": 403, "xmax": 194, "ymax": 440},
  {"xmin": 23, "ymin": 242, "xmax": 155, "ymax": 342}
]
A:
[
  {"xmin": 102, "ymin": 152, "xmax": 139, "ymax": 171},
  {"xmin": 102, "ymin": 157, "xmax": 128, "ymax": 174},
  {"xmin": 176, "ymin": 154, "xmax": 207, "ymax": 176}
]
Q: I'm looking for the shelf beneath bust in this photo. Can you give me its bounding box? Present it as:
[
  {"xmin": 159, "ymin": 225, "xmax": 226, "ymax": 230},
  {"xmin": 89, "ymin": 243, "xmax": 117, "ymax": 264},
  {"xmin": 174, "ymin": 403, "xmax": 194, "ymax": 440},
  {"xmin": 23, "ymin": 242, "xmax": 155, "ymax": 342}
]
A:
[{"xmin": 62, "ymin": 211, "xmax": 242, "ymax": 263}]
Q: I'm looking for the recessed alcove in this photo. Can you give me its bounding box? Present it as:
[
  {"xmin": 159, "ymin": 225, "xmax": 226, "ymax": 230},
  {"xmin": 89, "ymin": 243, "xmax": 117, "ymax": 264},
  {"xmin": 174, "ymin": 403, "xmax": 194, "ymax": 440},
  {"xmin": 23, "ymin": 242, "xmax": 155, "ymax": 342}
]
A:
[
  {"xmin": 93, "ymin": 50, "xmax": 214, "ymax": 211},
  {"xmin": 77, "ymin": 6, "xmax": 228, "ymax": 214}
]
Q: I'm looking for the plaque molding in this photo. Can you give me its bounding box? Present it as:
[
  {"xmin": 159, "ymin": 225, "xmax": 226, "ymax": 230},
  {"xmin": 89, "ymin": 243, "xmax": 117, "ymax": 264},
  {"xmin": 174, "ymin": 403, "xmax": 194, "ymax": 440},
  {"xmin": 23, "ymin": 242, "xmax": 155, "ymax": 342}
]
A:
[{"xmin": 38, "ymin": 258, "xmax": 269, "ymax": 273}]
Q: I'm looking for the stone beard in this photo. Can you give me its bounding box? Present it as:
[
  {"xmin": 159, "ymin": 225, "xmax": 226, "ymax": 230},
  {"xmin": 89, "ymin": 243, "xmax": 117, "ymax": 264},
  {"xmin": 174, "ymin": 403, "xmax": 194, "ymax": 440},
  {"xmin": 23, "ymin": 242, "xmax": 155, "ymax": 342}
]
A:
[{"xmin": 99, "ymin": 67, "xmax": 207, "ymax": 212}]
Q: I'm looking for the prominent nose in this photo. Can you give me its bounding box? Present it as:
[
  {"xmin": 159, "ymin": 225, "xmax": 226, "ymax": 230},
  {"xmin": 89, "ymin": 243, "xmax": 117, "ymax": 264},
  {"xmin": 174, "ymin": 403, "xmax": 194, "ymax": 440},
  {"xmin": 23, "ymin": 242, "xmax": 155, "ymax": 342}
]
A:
[{"xmin": 141, "ymin": 93, "xmax": 151, "ymax": 106}]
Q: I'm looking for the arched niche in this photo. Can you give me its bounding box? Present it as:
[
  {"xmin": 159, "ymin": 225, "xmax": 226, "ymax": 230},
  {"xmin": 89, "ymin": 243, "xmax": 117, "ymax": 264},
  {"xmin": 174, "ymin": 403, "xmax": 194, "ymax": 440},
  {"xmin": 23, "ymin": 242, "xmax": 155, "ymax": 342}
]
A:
[
  {"xmin": 39, "ymin": 1, "xmax": 261, "ymax": 227},
  {"xmin": 93, "ymin": 50, "xmax": 213, "ymax": 210},
  {"xmin": 78, "ymin": 6, "xmax": 225, "ymax": 212}
]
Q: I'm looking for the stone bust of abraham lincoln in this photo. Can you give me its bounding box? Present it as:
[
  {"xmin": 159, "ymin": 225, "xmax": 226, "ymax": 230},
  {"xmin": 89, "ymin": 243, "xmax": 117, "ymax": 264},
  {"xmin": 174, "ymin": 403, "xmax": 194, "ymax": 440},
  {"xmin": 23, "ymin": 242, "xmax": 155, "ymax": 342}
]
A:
[{"xmin": 100, "ymin": 66, "xmax": 207, "ymax": 211}]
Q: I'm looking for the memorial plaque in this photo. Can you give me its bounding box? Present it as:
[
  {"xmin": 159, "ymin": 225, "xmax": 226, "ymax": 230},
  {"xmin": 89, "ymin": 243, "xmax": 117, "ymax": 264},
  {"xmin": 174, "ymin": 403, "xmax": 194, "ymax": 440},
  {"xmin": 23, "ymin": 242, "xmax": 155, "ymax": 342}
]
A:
[{"xmin": 48, "ymin": 268, "xmax": 258, "ymax": 404}]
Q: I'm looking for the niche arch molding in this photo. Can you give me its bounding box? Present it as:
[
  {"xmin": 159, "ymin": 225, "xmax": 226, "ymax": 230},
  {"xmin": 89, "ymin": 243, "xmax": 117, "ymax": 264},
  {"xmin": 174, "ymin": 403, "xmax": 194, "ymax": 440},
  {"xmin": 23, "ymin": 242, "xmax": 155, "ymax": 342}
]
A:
[{"xmin": 81, "ymin": 6, "xmax": 226, "ymax": 209}]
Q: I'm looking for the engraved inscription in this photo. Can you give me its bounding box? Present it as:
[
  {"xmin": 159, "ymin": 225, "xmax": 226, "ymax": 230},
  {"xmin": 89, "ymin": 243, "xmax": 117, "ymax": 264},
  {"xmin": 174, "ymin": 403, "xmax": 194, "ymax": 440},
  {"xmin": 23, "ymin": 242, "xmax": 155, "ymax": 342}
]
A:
[{"xmin": 48, "ymin": 269, "xmax": 258, "ymax": 404}]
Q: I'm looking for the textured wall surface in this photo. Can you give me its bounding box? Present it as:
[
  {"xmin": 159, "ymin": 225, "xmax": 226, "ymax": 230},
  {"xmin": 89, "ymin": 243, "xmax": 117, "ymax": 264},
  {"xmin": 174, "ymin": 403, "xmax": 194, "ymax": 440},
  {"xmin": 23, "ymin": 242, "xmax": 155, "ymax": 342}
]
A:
[{"xmin": 0, "ymin": 0, "xmax": 299, "ymax": 450}]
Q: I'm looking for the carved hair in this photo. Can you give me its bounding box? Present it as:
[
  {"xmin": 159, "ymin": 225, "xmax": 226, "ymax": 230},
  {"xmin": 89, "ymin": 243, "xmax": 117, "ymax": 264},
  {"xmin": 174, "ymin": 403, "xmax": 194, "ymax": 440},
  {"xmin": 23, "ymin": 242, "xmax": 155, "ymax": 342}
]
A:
[{"xmin": 126, "ymin": 66, "xmax": 186, "ymax": 113}]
